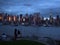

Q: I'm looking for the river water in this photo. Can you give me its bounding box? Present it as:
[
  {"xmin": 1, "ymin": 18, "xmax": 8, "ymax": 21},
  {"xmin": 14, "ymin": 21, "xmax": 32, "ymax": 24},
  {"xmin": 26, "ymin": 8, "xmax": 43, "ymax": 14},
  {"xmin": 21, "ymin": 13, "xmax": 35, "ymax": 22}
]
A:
[{"xmin": 0, "ymin": 25, "xmax": 60, "ymax": 40}]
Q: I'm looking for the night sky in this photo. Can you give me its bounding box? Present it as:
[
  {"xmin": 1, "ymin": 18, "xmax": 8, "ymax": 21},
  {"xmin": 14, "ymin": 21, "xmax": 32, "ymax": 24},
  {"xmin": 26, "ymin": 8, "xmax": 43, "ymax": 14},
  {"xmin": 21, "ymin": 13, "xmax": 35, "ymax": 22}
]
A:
[{"xmin": 0, "ymin": 0, "xmax": 60, "ymax": 16}]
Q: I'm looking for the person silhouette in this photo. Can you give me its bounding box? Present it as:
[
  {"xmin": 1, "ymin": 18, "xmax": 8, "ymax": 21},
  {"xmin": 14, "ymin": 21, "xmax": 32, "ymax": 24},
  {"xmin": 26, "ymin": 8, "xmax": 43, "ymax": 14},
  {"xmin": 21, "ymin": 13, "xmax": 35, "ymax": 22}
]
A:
[
  {"xmin": 17, "ymin": 30, "xmax": 21, "ymax": 38},
  {"xmin": 14, "ymin": 28, "xmax": 17, "ymax": 40}
]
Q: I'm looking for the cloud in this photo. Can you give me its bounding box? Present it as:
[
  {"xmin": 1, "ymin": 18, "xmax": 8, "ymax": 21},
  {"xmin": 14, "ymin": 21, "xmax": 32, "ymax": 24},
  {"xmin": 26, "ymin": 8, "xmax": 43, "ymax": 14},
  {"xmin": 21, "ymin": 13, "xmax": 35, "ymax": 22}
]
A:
[{"xmin": 0, "ymin": 0, "xmax": 60, "ymax": 14}]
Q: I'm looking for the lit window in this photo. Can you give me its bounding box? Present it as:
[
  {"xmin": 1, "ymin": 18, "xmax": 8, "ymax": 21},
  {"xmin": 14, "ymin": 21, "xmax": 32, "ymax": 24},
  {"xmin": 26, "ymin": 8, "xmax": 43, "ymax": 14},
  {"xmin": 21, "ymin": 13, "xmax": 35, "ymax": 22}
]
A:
[
  {"xmin": 0, "ymin": 16, "xmax": 2, "ymax": 19},
  {"xmin": 44, "ymin": 18, "xmax": 46, "ymax": 20},
  {"xmin": 9, "ymin": 17, "xmax": 11, "ymax": 21},
  {"xmin": 14, "ymin": 16, "xmax": 16, "ymax": 21},
  {"xmin": 23, "ymin": 18, "xmax": 25, "ymax": 21}
]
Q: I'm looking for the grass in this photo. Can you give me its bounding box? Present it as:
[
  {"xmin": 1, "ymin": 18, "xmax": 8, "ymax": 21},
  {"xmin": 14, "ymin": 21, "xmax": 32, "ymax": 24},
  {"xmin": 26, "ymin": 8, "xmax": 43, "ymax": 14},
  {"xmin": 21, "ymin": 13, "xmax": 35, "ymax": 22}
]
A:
[{"xmin": 0, "ymin": 40, "xmax": 45, "ymax": 45}]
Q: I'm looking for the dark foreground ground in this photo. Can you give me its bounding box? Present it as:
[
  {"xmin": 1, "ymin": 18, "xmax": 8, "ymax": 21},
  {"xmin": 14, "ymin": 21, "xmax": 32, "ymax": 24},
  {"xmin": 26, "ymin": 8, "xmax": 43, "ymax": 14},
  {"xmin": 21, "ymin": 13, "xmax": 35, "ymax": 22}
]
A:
[{"xmin": 0, "ymin": 40, "xmax": 45, "ymax": 45}]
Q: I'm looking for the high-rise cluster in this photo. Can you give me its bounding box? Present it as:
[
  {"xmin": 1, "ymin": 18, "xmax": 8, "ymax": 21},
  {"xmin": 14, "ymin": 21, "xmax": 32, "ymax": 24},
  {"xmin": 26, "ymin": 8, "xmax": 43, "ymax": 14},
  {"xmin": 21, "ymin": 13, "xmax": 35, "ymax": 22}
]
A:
[{"xmin": 0, "ymin": 12, "xmax": 60, "ymax": 26}]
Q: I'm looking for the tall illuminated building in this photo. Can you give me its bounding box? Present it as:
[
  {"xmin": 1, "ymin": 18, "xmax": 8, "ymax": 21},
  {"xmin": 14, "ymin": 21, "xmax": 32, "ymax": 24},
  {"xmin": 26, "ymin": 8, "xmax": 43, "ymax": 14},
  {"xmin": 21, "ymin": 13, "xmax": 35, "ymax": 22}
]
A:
[
  {"xmin": 48, "ymin": 9, "xmax": 54, "ymax": 25},
  {"xmin": 19, "ymin": 14, "xmax": 23, "ymax": 24},
  {"xmin": 25, "ymin": 14, "xmax": 29, "ymax": 23},
  {"xmin": 13, "ymin": 16, "xmax": 17, "ymax": 22},
  {"xmin": 49, "ymin": 12, "xmax": 54, "ymax": 25},
  {"xmin": 0, "ymin": 13, "xmax": 3, "ymax": 22},
  {"xmin": 55, "ymin": 14, "xmax": 60, "ymax": 26}
]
